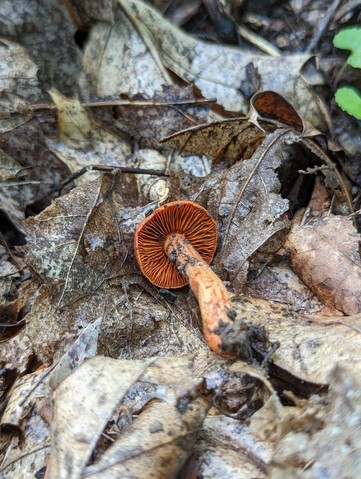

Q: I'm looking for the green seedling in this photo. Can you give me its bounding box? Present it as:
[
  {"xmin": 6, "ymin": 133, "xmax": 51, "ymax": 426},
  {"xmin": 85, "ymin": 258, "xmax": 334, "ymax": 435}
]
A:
[{"xmin": 333, "ymin": 26, "xmax": 361, "ymax": 120}]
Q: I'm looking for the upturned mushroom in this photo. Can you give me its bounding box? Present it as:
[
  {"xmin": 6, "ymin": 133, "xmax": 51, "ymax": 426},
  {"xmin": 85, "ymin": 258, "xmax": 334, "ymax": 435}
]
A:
[{"xmin": 134, "ymin": 200, "xmax": 236, "ymax": 355}]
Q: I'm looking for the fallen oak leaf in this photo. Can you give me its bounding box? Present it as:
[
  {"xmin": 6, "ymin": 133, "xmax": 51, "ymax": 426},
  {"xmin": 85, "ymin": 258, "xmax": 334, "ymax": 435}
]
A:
[{"xmin": 249, "ymin": 90, "xmax": 304, "ymax": 132}]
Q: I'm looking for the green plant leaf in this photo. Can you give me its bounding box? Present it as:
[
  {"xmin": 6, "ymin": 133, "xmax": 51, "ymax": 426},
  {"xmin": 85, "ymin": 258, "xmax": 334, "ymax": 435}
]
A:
[
  {"xmin": 333, "ymin": 26, "xmax": 361, "ymax": 68},
  {"xmin": 335, "ymin": 86, "xmax": 361, "ymax": 120}
]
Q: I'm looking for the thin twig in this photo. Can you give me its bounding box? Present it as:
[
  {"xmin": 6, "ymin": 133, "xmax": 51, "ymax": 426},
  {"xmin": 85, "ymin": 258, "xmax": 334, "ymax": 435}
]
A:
[
  {"xmin": 31, "ymin": 98, "xmax": 216, "ymax": 111},
  {"xmin": 32, "ymin": 165, "xmax": 168, "ymax": 205},
  {"xmin": 306, "ymin": 0, "xmax": 342, "ymax": 53}
]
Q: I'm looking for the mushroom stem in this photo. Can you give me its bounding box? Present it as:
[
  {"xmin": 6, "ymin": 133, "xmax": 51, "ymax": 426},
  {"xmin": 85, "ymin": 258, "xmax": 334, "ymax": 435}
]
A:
[{"xmin": 164, "ymin": 233, "xmax": 236, "ymax": 355}]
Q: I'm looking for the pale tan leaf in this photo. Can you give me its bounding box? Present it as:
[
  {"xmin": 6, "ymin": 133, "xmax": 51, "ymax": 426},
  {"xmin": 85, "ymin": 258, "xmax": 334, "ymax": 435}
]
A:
[
  {"xmin": 50, "ymin": 355, "xmax": 208, "ymax": 479},
  {"xmin": 49, "ymin": 317, "xmax": 102, "ymax": 390},
  {"xmin": 65, "ymin": 0, "xmax": 118, "ymax": 24},
  {"xmin": 46, "ymin": 90, "xmax": 131, "ymax": 185}
]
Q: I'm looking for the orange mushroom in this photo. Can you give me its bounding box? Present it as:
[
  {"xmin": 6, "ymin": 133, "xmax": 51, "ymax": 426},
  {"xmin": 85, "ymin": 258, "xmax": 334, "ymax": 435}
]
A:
[{"xmin": 134, "ymin": 200, "xmax": 236, "ymax": 355}]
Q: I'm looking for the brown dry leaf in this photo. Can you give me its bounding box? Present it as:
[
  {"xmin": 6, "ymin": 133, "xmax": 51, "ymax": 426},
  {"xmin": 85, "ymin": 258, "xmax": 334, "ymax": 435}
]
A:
[
  {"xmin": 114, "ymin": 85, "xmax": 211, "ymax": 149},
  {"xmin": 23, "ymin": 173, "xmax": 130, "ymax": 306},
  {"xmin": 0, "ymin": 0, "xmax": 81, "ymax": 95},
  {"xmin": 0, "ymin": 279, "xmax": 37, "ymax": 342},
  {"xmin": 285, "ymin": 214, "xmax": 361, "ymax": 315},
  {"xmin": 6, "ymin": 274, "xmax": 200, "ymax": 367},
  {"xmin": 235, "ymin": 296, "xmax": 361, "ymax": 387},
  {"xmin": 50, "ymin": 355, "xmax": 208, "ymax": 479},
  {"xmin": 0, "ymin": 368, "xmax": 51, "ymax": 479},
  {"xmin": 114, "ymin": 0, "xmax": 323, "ymax": 128},
  {"xmin": 162, "ymin": 117, "xmax": 267, "ymax": 166},
  {"xmin": 0, "ymin": 115, "xmax": 71, "ymax": 214},
  {"xmin": 46, "ymin": 90, "xmax": 132, "ymax": 185},
  {"xmin": 269, "ymin": 361, "xmax": 361, "ymax": 478},
  {"xmin": 0, "ymin": 39, "xmax": 39, "ymax": 133}
]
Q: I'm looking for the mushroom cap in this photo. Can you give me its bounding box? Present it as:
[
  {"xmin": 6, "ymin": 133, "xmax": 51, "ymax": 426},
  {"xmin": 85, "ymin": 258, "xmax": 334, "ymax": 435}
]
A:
[{"xmin": 134, "ymin": 200, "xmax": 218, "ymax": 288}]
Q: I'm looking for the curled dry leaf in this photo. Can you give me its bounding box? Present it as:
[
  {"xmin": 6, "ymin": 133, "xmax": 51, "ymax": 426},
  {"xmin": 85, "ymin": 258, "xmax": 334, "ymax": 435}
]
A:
[
  {"xmin": 249, "ymin": 91, "xmax": 304, "ymax": 132},
  {"xmin": 46, "ymin": 90, "xmax": 131, "ymax": 185},
  {"xmin": 134, "ymin": 149, "xmax": 169, "ymax": 203},
  {"xmin": 50, "ymin": 355, "xmax": 208, "ymax": 479},
  {"xmin": 285, "ymin": 215, "xmax": 361, "ymax": 315},
  {"xmin": 1, "ymin": 368, "xmax": 49, "ymax": 432}
]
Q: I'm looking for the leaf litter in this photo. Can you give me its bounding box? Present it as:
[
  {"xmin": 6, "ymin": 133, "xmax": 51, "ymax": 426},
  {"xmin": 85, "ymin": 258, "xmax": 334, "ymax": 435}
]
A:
[{"xmin": 1, "ymin": 0, "xmax": 361, "ymax": 478}]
